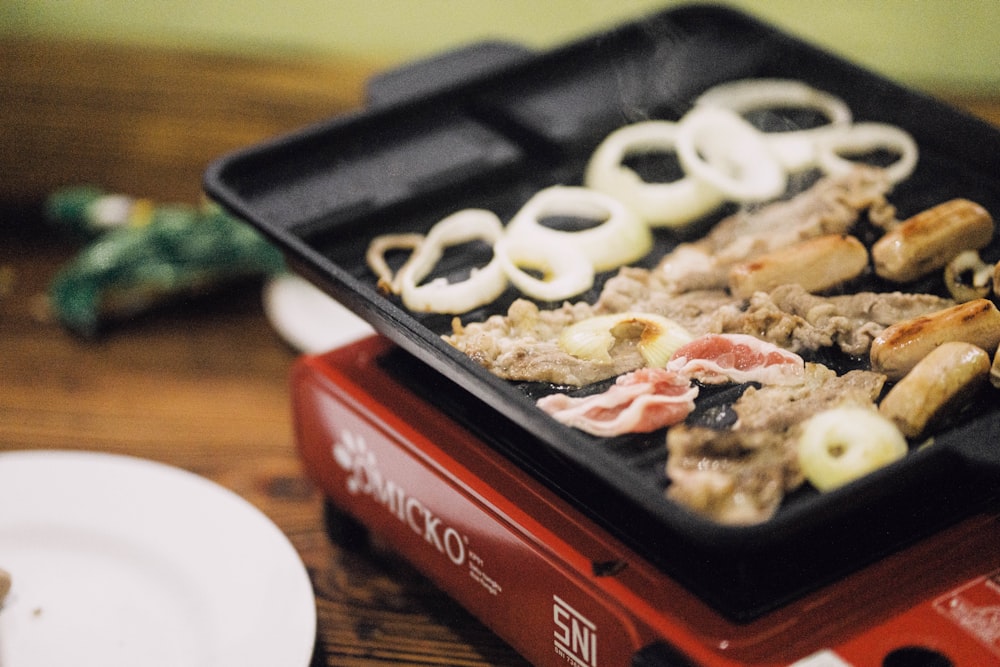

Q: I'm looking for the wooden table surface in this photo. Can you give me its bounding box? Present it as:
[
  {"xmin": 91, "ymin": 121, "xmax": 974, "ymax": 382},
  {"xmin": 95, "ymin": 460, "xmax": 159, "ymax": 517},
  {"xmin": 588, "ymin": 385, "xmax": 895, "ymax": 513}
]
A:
[
  {"xmin": 0, "ymin": 37, "xmax": 997, "ymax": 667},
  {"xmin": 0, "ymin": 37, "xmax": 530, "ymax": 666}
]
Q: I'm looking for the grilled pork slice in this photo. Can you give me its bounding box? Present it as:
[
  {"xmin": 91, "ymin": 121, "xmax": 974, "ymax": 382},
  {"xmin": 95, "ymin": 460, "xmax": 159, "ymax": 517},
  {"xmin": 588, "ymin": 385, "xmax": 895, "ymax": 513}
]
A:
[
  {"xmin": 446, "ymin": 290, "xmax": 735, "ymax": 387},
  {"xmin": 655, "ymin": 166, "xmax": 896, "ymax": 293},
  {"xmin": 666, "ymin": 364, "xmax": 886, "ymax": 525},
  {"xmin": 708, "ymin": 284, "xmax": 953, "ymax": 357},
  {"xmin": 446, "ymin": 281, "xmax": 950, "ymax": 386}
]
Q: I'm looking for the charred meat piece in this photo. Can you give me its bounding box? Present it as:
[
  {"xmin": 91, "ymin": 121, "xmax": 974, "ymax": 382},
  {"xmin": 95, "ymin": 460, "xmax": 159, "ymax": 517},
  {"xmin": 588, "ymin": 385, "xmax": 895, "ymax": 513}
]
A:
[
  {"xmin": 655, "ymin": 166, "xmax": 896, "ymax": 293},
  {"xmin": 446, "ymin": 291, "xmax": 734, "ymax": 386},
  {"xmin": 666, "ymin": 364, "xmax": 886, "ymax": 524},
  {"xmin": 446, "ymin": 282, "xmax": 948, "ymax": 386},
  {"xmin": 708, "ymin": 284, "xmax": 953, "ymax": 357}
]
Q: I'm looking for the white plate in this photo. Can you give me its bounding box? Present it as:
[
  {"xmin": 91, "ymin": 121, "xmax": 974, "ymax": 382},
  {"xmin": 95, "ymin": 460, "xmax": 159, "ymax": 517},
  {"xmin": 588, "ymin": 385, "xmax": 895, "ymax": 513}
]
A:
[
  {"xmin": 0, "ymin": 450, "xmax": 316, "ymax": 667},
  {"xmin": 263, "ymin": 273, "xmax": 374, "ymax": 354}
]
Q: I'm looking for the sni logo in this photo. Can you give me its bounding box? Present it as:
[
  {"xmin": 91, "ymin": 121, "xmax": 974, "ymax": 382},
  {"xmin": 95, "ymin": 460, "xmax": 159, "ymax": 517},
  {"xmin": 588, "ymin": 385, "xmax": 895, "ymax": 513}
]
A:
[{"xmin": 553, "ymin": 595, "xmax": 597, "ymax": 667}]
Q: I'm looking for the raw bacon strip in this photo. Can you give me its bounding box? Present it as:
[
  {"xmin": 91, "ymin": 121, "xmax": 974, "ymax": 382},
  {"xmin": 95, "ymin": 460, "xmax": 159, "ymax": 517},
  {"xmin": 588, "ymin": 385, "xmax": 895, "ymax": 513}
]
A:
[
  {"xmin": 537, "ymin": 368, "xmax": 697, "ymax": 437},
  {"xmin": 667, "ymin": 333, "xmax": 805, "ymax": 385}
]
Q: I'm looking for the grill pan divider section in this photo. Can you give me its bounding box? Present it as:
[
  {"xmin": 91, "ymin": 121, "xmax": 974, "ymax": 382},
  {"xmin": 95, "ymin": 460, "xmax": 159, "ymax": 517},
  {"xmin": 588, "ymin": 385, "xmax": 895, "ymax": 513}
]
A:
[{"xmin": 205, "ymin": 4, "xmax": 1000, "ymax": 622}]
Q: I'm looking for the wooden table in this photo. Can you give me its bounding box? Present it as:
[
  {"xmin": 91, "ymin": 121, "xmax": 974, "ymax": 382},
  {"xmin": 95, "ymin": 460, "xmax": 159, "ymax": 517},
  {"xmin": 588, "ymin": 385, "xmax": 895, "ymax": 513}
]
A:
[
  {"xmin": 0, "ymin": 38, "xmax": 529, "ymax": 666},
  {"xmin": 1, "ymin": 37, "xmax": 997, "ymax": 667}
]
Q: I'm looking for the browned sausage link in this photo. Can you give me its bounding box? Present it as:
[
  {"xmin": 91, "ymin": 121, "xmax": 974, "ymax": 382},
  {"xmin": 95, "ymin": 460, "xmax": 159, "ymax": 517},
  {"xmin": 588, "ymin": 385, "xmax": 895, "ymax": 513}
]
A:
[
  {"xmin": 728, "ymin": 234, "xmax": 868, "ymax": 299},
  {"xmin": 870, "ymin": 298, "xmax": 1000, "ymax": 381},
  {"xmin": 878, "ymin": 341, "xmax": 990, "ymax": 439},
  {"xmin": 872, "ymin": 198, "xmax": 994, "ymax": 283}
]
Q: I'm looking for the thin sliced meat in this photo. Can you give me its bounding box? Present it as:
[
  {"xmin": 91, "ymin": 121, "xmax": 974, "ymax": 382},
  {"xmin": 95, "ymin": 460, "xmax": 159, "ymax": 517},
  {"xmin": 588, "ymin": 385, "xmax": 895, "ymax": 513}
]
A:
[
  {"xmin": 707, "ymin": 283, "xmax": 953, "ymax": 356},
  {"xmin": 537, "ymin": 368, "xmax": 697, "ymax": 437},
  {"xmin": 654, "ymin": 166, "xmax": 896, "ymax": 293},
  {"xmin": 665, "ymin": 364, "xmax": 888, "ymax": 524},
  {"xmin": 666, "ymin": 427, "xmax": 789, "ymax": 525},
  {"xmin": 666, "ymin": 333, "xmax": 805, "ymax": 385}
]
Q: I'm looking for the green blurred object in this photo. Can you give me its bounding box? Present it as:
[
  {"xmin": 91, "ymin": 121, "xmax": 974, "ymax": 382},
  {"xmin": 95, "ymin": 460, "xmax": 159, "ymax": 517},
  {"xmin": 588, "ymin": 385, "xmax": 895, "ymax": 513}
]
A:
[
  {"xmin": 45, "ymin": 185, "xmax": 188, "ymax": 239},
  {"xmin": 45, "ymin": 185, "xmax": 107, "ymax": 238},
  {"xmin": 46, "ymin": 187, "xmax": 285, "ymax": 337}
]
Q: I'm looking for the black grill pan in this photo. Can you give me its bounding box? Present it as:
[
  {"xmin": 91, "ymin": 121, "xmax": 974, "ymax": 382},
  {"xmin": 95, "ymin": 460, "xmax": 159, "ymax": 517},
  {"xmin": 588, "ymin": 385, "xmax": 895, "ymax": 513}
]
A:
[{"xmin": 205, "ymin": 4, "xmax": 1000, "ymax": 621}]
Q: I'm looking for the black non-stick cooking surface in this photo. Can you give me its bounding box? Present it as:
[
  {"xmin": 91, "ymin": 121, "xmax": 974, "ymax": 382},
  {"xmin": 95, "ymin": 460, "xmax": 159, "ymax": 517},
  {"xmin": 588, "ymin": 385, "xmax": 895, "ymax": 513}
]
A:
[{"xmin": 205, "ymin": 5, "xmax": 1000, "ymax": 621}]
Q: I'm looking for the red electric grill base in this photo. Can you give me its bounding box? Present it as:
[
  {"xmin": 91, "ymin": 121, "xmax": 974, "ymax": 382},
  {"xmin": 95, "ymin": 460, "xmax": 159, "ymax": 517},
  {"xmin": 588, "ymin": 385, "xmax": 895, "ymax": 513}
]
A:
[{"xmin": 293, "ymin": 335, "xmax": 1000, "ymax": 667}]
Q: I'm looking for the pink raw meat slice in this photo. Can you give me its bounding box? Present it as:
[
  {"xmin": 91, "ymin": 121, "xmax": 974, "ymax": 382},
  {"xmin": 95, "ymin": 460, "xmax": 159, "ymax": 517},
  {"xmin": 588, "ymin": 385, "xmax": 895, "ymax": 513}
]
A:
[
  {"xmin": 667, "ymin": 333, "xmax": 805, "ymax": 385},
  {"xmin": 537, "ymin": 368, "xmax": 697, "ymax": 437}
]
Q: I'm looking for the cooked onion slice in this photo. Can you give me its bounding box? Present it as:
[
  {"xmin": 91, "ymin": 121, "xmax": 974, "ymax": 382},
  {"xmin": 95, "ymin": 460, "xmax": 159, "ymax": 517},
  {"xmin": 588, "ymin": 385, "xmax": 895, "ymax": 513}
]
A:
[
  {"xmin": 694, "ymin": 78, "xmax": 853, "ymax": 171},
  {"xmin": 366, "ymin": 232, "xmax": 424, "ymax": 294},
  {"xmin": 583, "ymin": 121, "xmax": 726, "ymax": 228},
  {"xmin": 814, "ymin": 122, "xmax": 918, "ymax": 184},
  {"xmin": 675, "ymin": 106, "xmax": 787, "ymax": 203},
  {"xmin": 944, "ymin": 250, "xmax": 994, "ymax": 302},
  {"xmin": 505, "ymin": 185, "xmax": 653, "ymax": 271},
  {"xmin": 398, "ymin": 209, "xmax": 507, "ymax": 313},
  {"xmin": 558, "ymin": 312, "xmax": 693, "ymax": 368},
  {"xmin": 797, "ymin": 406, "xmax": 908, "ymax": 492},
  {"xmin": 493, "ymin": 234, "xmax": 594, "ymax": 302}
]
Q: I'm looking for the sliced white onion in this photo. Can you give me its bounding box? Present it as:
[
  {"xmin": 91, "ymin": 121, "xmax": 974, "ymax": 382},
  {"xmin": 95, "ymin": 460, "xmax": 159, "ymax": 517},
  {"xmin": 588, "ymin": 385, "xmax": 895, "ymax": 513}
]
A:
[
  {"xmin": 797, "ymin": 406, "xmax": 908, "ymax": 492},
  {"xmin": 558, "ymin": 312, "xmax": 694, "ymax": 367},
  {"xmin": 814, "ymin": 122, "xmax": 919, "ymax": 184},
  {"xmin": 399, "ymin": 209, "xmax": 508, "ymax": 313},
  {"xmin": 366, "ymin": 232, "xmax": 424, "ymax": 294},
  {"xmin": 583, "ymin": 121, "xmax": 726, "ymax": 228},
  {"xmin": 505, "ymin": 185, "xmax": 653, "ymax": 271},
  {"xmin": 493, "ymin": 234, "xmax": 594, "ymax": 302},
  {"xmin": 675, "ymin": 106, "xmax": 787, "ymax": 203},
  {"xmin": 694, "ymin": 78, "xmax": 853, "ymax": 171}
]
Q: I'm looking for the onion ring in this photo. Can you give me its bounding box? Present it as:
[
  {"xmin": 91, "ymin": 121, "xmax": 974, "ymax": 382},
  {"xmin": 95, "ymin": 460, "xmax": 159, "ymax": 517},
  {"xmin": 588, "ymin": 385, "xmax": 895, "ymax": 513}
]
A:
[
  {"xmin": 493, "ymin": 234, "xmax": 594, "ymax": 302},
  {"xmin": 675, "ymin": 106, "xmax": 787, "ymax": 202},
  {"xmin": 814, "ymin": 122, "xmax": 919, "ymax": 184},
  {"xmin": 694, "ymin": 78, "xmax": 853, "ymax": 171},
  {"xmin": 505, "ymin": 186, "xmax": 653, "ymax": 271},
  {"xmin": 398, "ymin": 209, "xmax": 508, "ymax": 313},
  {"xmin": 583, "ymin": 121, "xmax": 726, "ymax": 228},
  {"xmin": 797, "ymin": 406, "xmax": 907, "ymax": 492},
  {"xmin": 365, "ymin": 232, "xmax": 424, "ymax": 294}
]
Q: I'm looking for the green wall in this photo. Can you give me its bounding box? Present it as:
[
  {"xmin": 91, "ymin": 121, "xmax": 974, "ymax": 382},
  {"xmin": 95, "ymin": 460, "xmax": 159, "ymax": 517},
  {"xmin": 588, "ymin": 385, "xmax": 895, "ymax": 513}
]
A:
[{"xmin": 3, "ymin": 0, "xmax": 998, "ymax": 94}]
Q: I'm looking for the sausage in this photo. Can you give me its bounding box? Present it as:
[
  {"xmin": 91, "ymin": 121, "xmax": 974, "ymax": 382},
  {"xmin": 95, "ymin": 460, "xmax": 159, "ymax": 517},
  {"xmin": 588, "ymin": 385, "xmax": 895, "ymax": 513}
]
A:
[
  {"xmin": 872, "ymin": 198, "xmax": 994, "ymax": 283},
  {"xmin": 878, "ymin": 341, "xmax": 990, "ymax": 439},
  {"xmin": 869, "ymin": 298, "xmax": 1000, "ymax": 381},
  {"xmin": 728, "ymin": 234, "xmax": 868, "ymax": 299}
]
